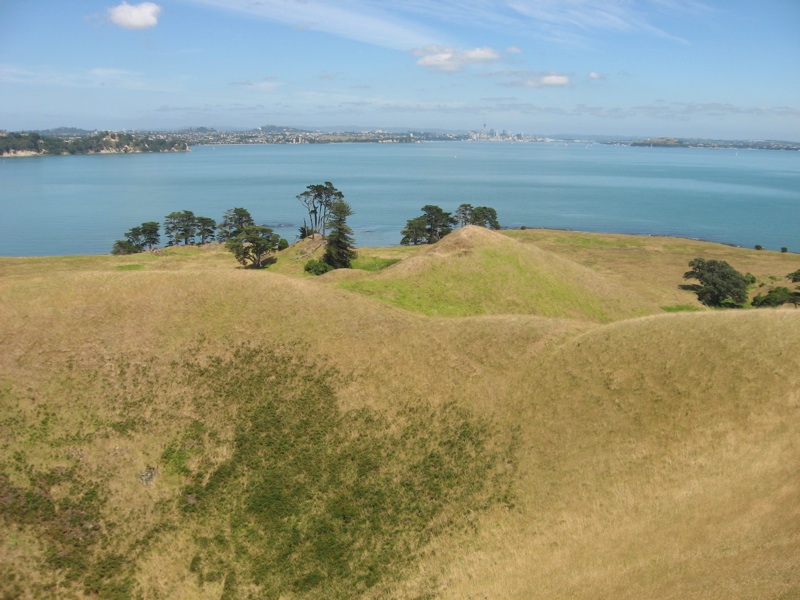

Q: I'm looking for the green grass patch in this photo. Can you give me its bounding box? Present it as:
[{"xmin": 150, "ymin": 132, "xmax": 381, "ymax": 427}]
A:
[
  {"xmin": 114, "ymin": 264, "xmax": 145, "ymax": 271},
  {"xmin": 350, "ymin": 256, "xmax": 400, "ymax": 272},
  {"xmin": 661, "ymin": 304, "xmax": 702, "ymax": 312},
  {"xmin": 339, "ymin": 245, "xmax": 621, "ymax": 321},
  {"xmin": 176, "ymin": 344, "xmax": 516, "ymax": 599},
  {"xmin": 0, "ymin": 343, "xmax": 515, "ymax": 599}
]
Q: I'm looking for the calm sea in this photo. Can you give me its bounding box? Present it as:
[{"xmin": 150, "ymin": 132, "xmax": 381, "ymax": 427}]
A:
[{"xmin": 1, "ymin": 142, "xmax": 798, "ymax": 256}]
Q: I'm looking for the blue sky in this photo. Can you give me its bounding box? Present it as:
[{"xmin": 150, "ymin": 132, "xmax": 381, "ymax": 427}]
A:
[{"xmin": 1, "ymin": 0, "xmax": 798, "ymax": 139}]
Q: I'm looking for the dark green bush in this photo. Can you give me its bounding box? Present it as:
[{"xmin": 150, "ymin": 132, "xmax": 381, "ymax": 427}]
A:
[
  {"xmin": 752, "ymin": 286, "xmax": 793, "ymax": 307},
  {"xmin": 304, "ymin": 259, "xmax": 334, "ymax": 276}
]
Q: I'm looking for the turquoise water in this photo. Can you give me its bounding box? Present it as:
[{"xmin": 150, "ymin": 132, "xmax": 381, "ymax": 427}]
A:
[{"xmin": 1, "ymin": 142, "xmax": 798, "ymax": 256}]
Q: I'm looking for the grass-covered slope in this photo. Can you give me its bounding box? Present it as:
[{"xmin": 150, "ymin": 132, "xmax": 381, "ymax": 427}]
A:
[
  {"xmin": 1, "ymin": 230, "xmax": 799, "ymax": 599},
  {"xmin": 428, "ymin": 310, "xmax": 800, "ymax": 599},
  {"xmin": 338, "ymin": 226, "xmax": 654, "ymax": 321}
]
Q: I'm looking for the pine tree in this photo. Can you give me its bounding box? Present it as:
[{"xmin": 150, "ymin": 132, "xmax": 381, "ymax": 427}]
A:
[{"xmin": 323, "ymin": 199, "xmax": 357, "ymax": 269}]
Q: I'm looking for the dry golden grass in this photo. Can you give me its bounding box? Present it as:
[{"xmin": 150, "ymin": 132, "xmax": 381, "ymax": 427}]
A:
[
  {"xmin": 416, "ymin": 310, "xmax": 800, "ymax": 599},
  {"xmin": 1, "ymin": 229, "xmax": 798, "ymax": 599},
  {"xmin": 503, "ymin": 228, "xmax": 800, "ymax": 308}
]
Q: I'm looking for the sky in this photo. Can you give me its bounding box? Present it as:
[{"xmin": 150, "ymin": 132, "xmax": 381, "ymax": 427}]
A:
[{"xmin": 1, "ymin": 0, "xmax": 799, "ymax": 139}]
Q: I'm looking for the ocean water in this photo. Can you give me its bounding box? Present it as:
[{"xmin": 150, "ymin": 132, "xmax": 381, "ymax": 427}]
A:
[{"xmin": 1, "ymin": 142, "xmax": 798, "ymax": 256}]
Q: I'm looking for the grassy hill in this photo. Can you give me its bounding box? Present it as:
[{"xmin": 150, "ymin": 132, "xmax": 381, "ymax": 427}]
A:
[{"xmin": 1, "ymin": 229, "xmax": 798, "ymax": 599}]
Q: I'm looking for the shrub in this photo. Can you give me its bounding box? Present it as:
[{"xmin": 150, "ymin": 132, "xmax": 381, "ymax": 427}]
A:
[
  {"xmin": 304, "ymin": 259, "xmax": 334, "ymax": 276},
  {"xmin": 752, "ymin": 286, "xmax": 793, "ymax": 307}
]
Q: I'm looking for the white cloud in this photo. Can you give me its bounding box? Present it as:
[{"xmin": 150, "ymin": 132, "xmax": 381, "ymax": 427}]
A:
[
  {"xmin": 108, "ymin": 2, "xmax": 162, "ymax": 30},
  {"xmin": 589, "ymin": 71, "xmax": 606, "ymax": 79},
  {"xmin": 497, "ymin": 70, "xmax": 571, "ymax": 87},
  {"xmin": 539, "ymin": 74, "xmax": 570, "ymax": 86},
  {"xmin": 507, "ymin": 45, "xmax": 523, "ymax": 54},
  {"xmin": 413, "ymin": 45, "xmax": 501, "ymax": 72}
]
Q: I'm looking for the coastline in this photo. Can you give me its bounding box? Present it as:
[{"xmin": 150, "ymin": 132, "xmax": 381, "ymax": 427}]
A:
[
  {"xmin": 0, "ymin": 228, "xmax": 794, "ymax": 260},
  {"xmin": 0, "ymin": 147, "xmax": 190, "ymax": 158}
]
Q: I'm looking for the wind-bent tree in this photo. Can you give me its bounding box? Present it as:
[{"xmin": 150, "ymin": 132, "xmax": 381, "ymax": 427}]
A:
[
  {"xmin": 195, "ymin": 216, "xmax": 217, "ymax": 244},
  {"xmin": 225, "ymin": 225, "xmax": 285, "ymax": 268},
  {"xmin": 111, "ymin": 239, "xmax": 141, "ymax": 255},
  {"xmin": 164, "ymin": 210, "xmax": 197, "ymax": 246},
  {"xmin": 683, "ymin": 258, "xmax": 749, "ymax": 307},
  {"xmin": 400, "ymin": 216, "xmax": 428, "ymax": 245},
  {"xmin": 296, "ymin": 182, "xmax": 343, "ymax": 237},
  {"xmin": 470, "ymin": 206, "xmax": 500, "ymax": 229},
  {"xmin": 217, "ymin": 207, "xmax": 254, "ymax": 241},
  {"xmin": 400, "ymin": 205, "xmax": 456, "ymax": 245},
  {"xmin": 456, "ymin": 203, "xmax": 474, "ymax": 228},
  {"xmin": 139, "ymin": 221, "xmax": 160, "ymax": 249},
  {"xmin": 323, "ymin": 199, "xmax": 357, "ymax": 269},
  {"xmin": 111, "ymin": 221, "xmax": 160, "ymax": 254},
  {"xmin": 455, "ymin": 204, "xmax": 500, "ymax": 229}
]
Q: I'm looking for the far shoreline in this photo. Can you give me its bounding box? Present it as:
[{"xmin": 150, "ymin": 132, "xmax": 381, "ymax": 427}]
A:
[{"xmin": 0, "ymin": 227, "xmax": 795, "ymax": 260}]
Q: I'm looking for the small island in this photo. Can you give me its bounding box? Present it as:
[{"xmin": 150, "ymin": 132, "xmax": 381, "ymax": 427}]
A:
[{"xmin": 625, "ymin": 136, "xmax": 800, "ymax": 151}]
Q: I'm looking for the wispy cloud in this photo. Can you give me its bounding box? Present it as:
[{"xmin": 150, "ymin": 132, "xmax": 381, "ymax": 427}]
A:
[
  {"xmin": 185, "ymin": 0, "xmax": 704, "ymax": 50},
  {"xmin": 185, "ymin": 0, "xmax": 441, "ymax": 51},
  {"xmin": 0, "ymin": 63, "xmax": 166, "ymax": 91},
  {"xmin": 384, "ymin": 0, "xmax": 706, "ymax": 45},
  {"xmin": 229, "ymin": 77, "xmax": 283, "ymax": 91},
  {"xmin": 309, "ymin": 94, "xmax": 799, "ymax": 122},
  {"xmin": 413, "ymin": 45, "xmax": 502, "ymax": 72},
  {"xmin": 108, "ymin": 2, "xmax": 162, "ymax": 30}
]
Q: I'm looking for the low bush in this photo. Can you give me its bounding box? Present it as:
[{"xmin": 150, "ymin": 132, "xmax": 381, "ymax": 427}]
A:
[{"xmin": 304, "ymin": 259, "xmax": 334, "ymax": 276}]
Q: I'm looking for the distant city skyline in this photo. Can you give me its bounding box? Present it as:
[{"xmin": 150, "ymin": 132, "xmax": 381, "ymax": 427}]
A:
[{"xmin": 1, "ymin": 1, "xmax": 799, "ymax": 140}]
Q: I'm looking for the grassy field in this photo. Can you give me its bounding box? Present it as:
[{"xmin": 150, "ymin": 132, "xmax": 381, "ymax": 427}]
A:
[{"xmin": 1, "ymin": 228, "xmax": 798, "ymax": 599}]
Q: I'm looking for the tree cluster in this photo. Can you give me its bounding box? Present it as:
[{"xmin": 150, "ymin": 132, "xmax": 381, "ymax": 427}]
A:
[
  {"xmin": 683, "ymin": 258, "xmax": 749, "ymax": 307},
  {"xmin": 752, "ymin": 268, "xmax": 800, "ymax": 308},
  {"xmin": 111, "ymin": 222, "xmax": 160, "ymax": 255},
  {"xmin": 683, "ymin": 259, "xmax": 800, "ymax": 309},
  {"xmin": 111, "ymin": 207, "xmax": 259, "ymax": 255},
  {"xmin": 296, "ymin": 181, "xmax": 343, "ymax": 238},
  {"xmin": 293, "ymin": 183, "xmax": 358, "ymax": 273},
  {"xmin": 110, "ymin": 182, "xmax": 357, "ymax": 273},
  {"xmin": 400, "ymin": 203, "xmax": 500, "ymax": 245},
  {"xmin": 454, "ymin": 204, "xmax": 500, "ymax": 229}
]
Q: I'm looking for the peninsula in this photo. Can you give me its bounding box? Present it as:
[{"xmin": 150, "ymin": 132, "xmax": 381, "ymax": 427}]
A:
[{"xmin": 0, "ymin": 130, "xmax": 188, "ymax": 157}]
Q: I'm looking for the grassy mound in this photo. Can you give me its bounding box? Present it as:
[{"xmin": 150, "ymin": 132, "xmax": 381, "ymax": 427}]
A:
[{"xmin": 338, "ymin": 226, "xmax": 654, "ymax": 321}]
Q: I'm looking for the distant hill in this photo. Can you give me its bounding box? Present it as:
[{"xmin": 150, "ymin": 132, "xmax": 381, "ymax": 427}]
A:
[
  {"xmin": 32, "ymin": 126, "xmax": 95, "ymax": 136},
  {"xmin": 0, "ymin": 130, "xmax": 189, "ymax": 156},
  {"xmin": 258, "ymin": 124, "xmax": 306, "ymax": 133}
]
